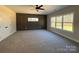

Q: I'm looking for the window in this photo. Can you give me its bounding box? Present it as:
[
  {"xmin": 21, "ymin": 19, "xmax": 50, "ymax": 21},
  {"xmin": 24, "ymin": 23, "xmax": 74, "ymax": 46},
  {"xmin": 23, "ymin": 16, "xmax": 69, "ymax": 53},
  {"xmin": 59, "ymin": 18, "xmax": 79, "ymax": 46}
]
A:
[
  {"xmin": 51, "ymin": 17, "xmax": 56, "ymax": 28},
  {"xmin": 56, "ymin": 16, "xmax": 62, "ymax": 29},
  {"xmin": 63, "ymin": 13, "xmax": 73, "ymax": 31},
  {"xmin": 50, "ymin": 13, "xmax": 74, "ymax": 32},
  {"xmin": 28, "ymin": 18, "xmax": 39, "ymax": 22}
]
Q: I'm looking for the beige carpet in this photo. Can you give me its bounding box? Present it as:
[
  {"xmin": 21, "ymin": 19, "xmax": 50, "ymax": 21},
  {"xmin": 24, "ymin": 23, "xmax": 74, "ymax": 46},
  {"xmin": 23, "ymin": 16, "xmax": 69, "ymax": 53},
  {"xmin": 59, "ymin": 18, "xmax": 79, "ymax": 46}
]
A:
[{"xmin": 0, "ymin": 30, "xmax": 79, "ymax": 53}]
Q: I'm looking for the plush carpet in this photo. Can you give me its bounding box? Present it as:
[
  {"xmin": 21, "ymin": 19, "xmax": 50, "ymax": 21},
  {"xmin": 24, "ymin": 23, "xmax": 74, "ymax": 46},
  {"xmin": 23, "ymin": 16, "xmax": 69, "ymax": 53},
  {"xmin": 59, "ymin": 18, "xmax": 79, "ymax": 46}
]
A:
[{"xmin": 0, "ymin": 30, "xmax": 79, "ymax": 53}]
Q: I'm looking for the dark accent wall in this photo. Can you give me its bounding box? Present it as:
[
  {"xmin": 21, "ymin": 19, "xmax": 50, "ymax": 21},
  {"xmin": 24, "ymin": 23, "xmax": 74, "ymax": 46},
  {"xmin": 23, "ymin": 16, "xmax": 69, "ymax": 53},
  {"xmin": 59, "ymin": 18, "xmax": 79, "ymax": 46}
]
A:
[{"xmin": 16, "ymin": 13, "xmax": 47, "ymax": 30}]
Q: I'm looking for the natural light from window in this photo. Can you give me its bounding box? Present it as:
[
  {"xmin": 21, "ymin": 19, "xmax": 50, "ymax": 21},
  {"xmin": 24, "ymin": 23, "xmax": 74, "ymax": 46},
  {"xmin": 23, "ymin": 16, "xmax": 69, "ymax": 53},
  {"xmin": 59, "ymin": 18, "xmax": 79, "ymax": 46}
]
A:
[
  {"xmin": 51, "ymin": 17, "xmax": 55, "ymax": 28},
  {"xmin": 50, "ymin": 13, "xmax": 74, "ymax": 32},
  {"xmin": 63, "ymin": 13, "xmax": 73, "ymax": 32},
  {"xmin": 56, "ymin": 16, "xmax": 62, "ymax": 29},
  {"xmin": 28, "ymin": 18, "xmax": 39, "ymax": 22}
]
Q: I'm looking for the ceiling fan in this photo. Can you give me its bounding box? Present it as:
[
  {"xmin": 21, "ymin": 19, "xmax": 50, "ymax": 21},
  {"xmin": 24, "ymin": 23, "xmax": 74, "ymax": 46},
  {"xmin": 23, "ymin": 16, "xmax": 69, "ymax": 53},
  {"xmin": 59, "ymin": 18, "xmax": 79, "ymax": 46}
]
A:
[{"xmin": 31, "ymin": 5, "xmax": 45, "ymax": 12}]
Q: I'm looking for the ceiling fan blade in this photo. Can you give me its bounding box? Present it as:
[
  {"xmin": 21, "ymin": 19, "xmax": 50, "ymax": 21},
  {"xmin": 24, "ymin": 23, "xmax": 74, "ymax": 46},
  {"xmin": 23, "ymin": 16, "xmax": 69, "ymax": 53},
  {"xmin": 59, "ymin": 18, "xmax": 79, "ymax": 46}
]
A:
[
  {"xmin": 39, "ymin": 8, "xmax": 44, "ymax": 10},
  {"xmin": 39, "ymin": 5, "xmax": 43, "ymax": 8}
]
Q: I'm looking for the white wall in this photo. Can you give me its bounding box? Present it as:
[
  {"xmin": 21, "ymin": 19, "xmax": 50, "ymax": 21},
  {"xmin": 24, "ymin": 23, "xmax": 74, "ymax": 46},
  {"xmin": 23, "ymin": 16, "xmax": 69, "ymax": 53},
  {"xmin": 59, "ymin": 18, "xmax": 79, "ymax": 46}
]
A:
[
  {"xmin": 0, "ymin": 6, "xmax": 16, "ymax": 41},
  {"xmin": 47, "ymin": 6, "xmax": 79, "ymax": 43}
]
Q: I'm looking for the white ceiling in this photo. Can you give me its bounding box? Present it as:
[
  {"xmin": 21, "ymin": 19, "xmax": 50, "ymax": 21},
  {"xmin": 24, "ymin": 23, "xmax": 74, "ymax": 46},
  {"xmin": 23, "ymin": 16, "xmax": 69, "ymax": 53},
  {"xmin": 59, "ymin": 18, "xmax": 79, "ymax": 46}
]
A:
[{"xmin": 6, "ymin": 5, "xmax": 68, "ymax": 15}]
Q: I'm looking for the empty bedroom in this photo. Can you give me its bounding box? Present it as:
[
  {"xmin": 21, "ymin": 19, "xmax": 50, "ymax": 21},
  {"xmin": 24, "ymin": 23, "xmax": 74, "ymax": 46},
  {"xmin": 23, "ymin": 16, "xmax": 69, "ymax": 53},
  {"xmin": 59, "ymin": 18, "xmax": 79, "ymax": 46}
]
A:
[{"xmin": 0, "ymin": 5, "xmax": 79, "ymax": 53}]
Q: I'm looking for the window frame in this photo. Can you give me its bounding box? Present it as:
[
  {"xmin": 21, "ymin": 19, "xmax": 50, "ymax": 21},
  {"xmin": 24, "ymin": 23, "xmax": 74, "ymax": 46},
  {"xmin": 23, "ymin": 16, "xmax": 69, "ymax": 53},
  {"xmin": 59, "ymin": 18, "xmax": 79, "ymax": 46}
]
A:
[
  {"xmin": 62, "ymin": 13, "xmax": 74, "ymax": 32},
  {"xmin": 55, "ymin": 16, "xmax": 63, "ymax": 29},
  {"xmin": 50, "ymin": 17, "xmax": 56, "ymax": 28},
  {"xmin": 28, "ymin": 17, "xmax": 39, "ymax": 22},
  {"xmin": 50, "ymin": 13, "xmax": 74, "ymax": 32}
]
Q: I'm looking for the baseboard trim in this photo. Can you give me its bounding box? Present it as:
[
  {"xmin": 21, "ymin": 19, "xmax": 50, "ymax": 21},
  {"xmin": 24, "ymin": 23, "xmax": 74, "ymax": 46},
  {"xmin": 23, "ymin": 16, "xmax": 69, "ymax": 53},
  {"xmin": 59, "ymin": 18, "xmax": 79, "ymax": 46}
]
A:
[
  {"xmin": 0, "ymin": 31, "xmax": 16, "ymax": 42},
  {"xmin": 49, "ymin": 30, "xmax": 79, "ymax": 43}
]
